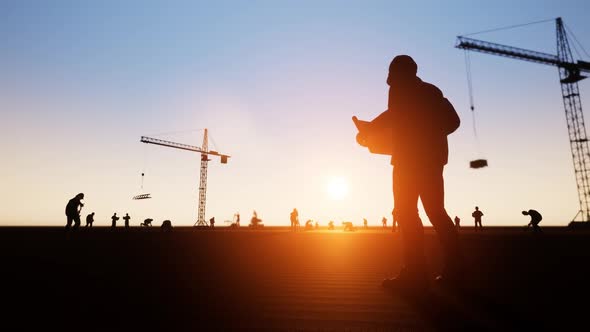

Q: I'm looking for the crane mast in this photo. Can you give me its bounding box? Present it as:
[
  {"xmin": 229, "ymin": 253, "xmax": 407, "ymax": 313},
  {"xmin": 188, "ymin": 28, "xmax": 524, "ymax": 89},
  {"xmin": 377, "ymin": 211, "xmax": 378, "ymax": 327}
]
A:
[
  {"xmin": 140, "ymin": 130, "xmax": 230, "ymax": 227},
  {"xmin": 456, "ymin": 17, "xmax": 590, "ymax": 222},
  {"xmin": 198, "ymin": 129, "xmax": 209, "ymax": 227}
]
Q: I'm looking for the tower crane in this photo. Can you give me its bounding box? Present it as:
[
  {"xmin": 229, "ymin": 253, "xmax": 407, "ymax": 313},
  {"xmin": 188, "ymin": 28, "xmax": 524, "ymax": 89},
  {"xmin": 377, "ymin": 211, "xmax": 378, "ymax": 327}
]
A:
[
  {"xmin": 456, "ymin": 17, "xmax": 590, "ymax": 224},
  {"xmin": 140, "ymin": 129, "xmax": 230, "ymax": 227}
]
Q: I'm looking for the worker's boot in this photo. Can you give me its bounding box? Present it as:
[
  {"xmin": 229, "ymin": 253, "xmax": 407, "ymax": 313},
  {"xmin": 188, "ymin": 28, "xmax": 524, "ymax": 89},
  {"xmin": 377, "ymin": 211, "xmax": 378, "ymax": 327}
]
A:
[{"xmin": 382, "ymin": 267, "xmax": 428, "ymax": 295}]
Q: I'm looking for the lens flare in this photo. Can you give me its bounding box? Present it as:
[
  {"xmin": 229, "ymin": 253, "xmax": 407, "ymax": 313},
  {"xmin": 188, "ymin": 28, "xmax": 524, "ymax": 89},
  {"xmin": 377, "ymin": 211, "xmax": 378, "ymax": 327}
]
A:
[{"xmin": 326, "ymin": 177, "xmax": 349, "ymax": 200}]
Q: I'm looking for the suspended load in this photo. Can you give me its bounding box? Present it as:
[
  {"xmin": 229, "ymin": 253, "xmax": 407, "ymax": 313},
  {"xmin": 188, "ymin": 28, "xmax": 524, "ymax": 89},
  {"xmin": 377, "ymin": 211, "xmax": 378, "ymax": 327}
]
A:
[
  {"xmin": 470, "ymin": 159, "xmax": 488, "ymax": 169},
  {"xmin": 132, "ymin": 173, "xmax": 152, "ymax": 200}
]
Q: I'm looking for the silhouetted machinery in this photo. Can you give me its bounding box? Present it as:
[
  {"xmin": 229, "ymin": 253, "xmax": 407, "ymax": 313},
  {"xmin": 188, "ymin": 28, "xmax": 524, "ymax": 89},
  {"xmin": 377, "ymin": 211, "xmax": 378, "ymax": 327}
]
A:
[
  {"xmin": 140, "ymin": 129, "xmax": 230, "ymax": 227},
  {"xmin": 456, "ymin": 17, "xmax": 590, "ymax": 223}
]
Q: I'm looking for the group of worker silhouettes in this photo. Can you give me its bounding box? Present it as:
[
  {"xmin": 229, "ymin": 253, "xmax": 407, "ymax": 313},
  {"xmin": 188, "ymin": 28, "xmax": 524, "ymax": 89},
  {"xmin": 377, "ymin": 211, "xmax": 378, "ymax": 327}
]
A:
[
  {"xmin": 287, "ymin": 205, "xmax": 543, "ymax": 232},
  {"xmin": 64, "ymin": 193, "xmax": 171, "ymax": 230},
  {"xmin": 66, "ymin": 194, "xmax": 543, "ymax": 232},
  {"xmin": 453, "ymin": 206, "xmax": 542, "ymax": 232}
]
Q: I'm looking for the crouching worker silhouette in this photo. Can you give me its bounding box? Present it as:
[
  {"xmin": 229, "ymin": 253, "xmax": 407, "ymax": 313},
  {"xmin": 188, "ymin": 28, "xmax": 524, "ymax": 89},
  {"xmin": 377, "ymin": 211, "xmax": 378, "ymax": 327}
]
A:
[
  {"xmin": 356, "ymin": 55, "xmax": 461, "ymax": 293},
  {"xmin": 523, "ymin": 209, "xmax": 543, "ymax": 233}
]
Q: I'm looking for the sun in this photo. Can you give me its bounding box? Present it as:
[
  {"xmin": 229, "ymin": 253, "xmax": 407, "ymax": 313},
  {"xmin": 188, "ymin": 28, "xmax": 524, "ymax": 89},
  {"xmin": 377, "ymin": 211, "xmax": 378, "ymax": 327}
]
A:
[{"xmin": 326, "ymin": 177, "xmax": 349, "ymax": 200}]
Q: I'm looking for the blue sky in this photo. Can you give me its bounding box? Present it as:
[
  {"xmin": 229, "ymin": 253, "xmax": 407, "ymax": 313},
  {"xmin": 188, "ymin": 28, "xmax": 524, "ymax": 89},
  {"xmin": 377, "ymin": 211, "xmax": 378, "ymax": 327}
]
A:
[{"xmin": 1, "ymin": 0, "xmax": 590, "ymax": 226}]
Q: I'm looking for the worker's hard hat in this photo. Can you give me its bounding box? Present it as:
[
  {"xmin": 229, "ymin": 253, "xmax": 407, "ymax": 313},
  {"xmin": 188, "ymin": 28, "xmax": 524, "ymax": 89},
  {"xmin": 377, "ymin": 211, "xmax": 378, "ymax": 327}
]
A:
[{"xmin": 389, "ymin": 55, "xmax": 417, "ymax": 76}]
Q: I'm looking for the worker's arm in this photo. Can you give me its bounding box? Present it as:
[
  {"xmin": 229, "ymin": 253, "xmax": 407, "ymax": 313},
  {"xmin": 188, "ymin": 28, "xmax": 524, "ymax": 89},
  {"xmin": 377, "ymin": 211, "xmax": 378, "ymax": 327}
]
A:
[
  {"xmin": 441, "ymin": 97, "xmax": 460, "ymax": 135},
  {"xmin": 369, "ymin": 109, "xmax": 392, "ymax": 130}
]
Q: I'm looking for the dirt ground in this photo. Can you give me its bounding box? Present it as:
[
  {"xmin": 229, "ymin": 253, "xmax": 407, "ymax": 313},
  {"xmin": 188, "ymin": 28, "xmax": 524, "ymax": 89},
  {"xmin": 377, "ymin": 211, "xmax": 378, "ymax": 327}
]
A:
[{"xmin": 1, "ymin": 226, "xmax": 589, "ymax": 331}]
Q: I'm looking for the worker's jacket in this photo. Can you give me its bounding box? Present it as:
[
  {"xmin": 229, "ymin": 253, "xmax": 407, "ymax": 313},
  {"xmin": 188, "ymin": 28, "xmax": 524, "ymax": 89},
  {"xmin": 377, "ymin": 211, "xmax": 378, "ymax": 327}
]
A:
[{"xmin": 372, "ymin": 77, "xmax": 460, "ymax": 168}]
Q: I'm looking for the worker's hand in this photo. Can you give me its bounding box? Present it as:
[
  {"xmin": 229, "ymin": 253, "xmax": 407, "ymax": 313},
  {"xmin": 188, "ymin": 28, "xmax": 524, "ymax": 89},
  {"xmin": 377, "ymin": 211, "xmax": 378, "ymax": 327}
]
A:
[{"xmin": 356, "ymin": 132, "xmax": 368, "ymax": 147}]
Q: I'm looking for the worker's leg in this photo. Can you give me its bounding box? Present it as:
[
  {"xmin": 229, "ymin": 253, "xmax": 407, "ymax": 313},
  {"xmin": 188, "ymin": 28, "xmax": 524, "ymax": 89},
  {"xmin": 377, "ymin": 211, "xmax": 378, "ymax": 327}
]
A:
[
  {"xmin": 393, "ymin": 166, "xmax": 426, "ymax": 276},
  {"xmin": 73, "ymin": 216, "xmax": 81, "ymax": 230},
  {"xmin": 420, "ymin": 165, "xmax": 462, "ymax": 277},
  {"xmin": 65, "ymin": 216, "xmax": 73, "ymax": 230}
]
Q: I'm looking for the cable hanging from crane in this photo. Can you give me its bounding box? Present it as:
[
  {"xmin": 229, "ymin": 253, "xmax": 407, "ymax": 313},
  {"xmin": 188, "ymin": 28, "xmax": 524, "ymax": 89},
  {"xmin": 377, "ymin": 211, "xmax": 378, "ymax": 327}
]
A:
[
  {"xmin": 133, "ymin": 144, "xmax": 152, "ymax": 200},
  {"xmin": 464, "ymin": 49, "xmax": 488, "ymax": 169},
  {"xmin": 461, "ymin": 18, "xmax": 556, "ymax": 170}
]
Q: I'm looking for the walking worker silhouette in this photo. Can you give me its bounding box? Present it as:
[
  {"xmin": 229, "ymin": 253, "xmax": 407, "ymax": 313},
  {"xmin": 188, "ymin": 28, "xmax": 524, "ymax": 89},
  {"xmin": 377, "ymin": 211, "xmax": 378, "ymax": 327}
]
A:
[
  {"xmin": 472, "ymin": 206, "xmax": 483, "ymax": 230},
  {"xmin": 65, "ymin": 193, "xmax": 84, "ymax": 230},
  {"xmin": 522, "ymin": 209, "xmax": 543, "ymax": 232},
  {"xmin": 290, "ymin": 208, "xmax": 299, "ymax": 231},
  {"xmin": 355, "ymin": 55, "xmax": 461, "ymax": 292}
]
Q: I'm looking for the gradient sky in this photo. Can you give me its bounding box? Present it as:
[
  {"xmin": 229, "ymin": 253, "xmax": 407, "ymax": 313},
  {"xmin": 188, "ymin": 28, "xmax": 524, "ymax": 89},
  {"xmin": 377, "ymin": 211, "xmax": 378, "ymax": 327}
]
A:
[{"xmin": 2, "ymin": 0, "xmax": 590, "ymax": 226}]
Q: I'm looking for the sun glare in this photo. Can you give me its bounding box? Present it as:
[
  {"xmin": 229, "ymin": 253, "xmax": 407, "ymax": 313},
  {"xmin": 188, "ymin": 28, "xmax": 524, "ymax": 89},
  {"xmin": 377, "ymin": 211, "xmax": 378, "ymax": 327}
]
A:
[{"xmin": 326, "ymin": 177, "xmax": 349, "ymax": 200}]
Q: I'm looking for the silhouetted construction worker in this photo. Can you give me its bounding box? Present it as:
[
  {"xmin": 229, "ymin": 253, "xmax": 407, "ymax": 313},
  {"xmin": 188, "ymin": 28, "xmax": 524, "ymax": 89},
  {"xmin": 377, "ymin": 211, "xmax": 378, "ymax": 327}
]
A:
[
  {"xmin": 250, "ymin": 210, "xmax": 263, "ymax": 228},
  {"xmin": 86, "ymin": 212, "xmax": 95, "ymax": 228},
  {"xmin": 65, "ymin": 193, "xmax": 84, "ymax": 230},
  {"xmin": 328, "ymin": 220, "xmax": 335, "ymax": 230},
  {"xmin": 111, "ymin": 213, "xmax": 119, "ymax": 228},
  {"xmin": 161, "ymin": 219, "xmax": 173, "ymax": 231},
  {"xmin": 141, "ymin": 218, "xmax": 153, "ymax": 227},
  {"xmin": 382, "ymin": 217, "xmax": 387, "ymax": 228},
  {"xmin": 290, "ymin": 208, "xmax": 299, "ymax": 231},
  {"xmin": 235, "ymin": 213, "xmax": 240, "ymax": 227},
  {"xmin": 472, "ymin": 207, "xmax": 483, "ymax": 230},
  {"xmin": 363, "ymin": 55, "xmax": 461, "ymax": 292},
  {"xmin": 209, "ymin": 217, "xmax": 215, "ymax": 228},
  {"xmin": 123, "ymin": 213, "xmax": 131, "ymax": 228},
  {"xmin": 363, "ymin": 218, "xmax": 368, "ymax": 229},
  {"xmin": 454, "ymin": 216, "xmax": 460, "ymax": 229},
  {"xmin": 343, "ymin": 221, "xmax": 355, "ymax": 232},
  {"xmin": 305, "ymin": 219, "xmax": 313, "ymax": 230},
  {"xmin": 523, "ymin": 209, "xmax": 543, "ymax": 233}
]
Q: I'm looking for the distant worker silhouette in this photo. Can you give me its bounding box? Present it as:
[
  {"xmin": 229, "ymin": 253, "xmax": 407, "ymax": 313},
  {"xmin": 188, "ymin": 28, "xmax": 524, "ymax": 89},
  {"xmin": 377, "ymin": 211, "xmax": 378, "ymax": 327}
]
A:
[
  {"xmin": 305, "ymin": 219, "xmax": 313, "ymax": 230},
  {"xmin": 290, "ymin": 208, "xmax": 299, "ymax": 231},
  {"xmin": 111, "ymin": 213, "xmax": 119, "ymax": 228},
  {"xmin": 85, "ymin": 212, "xmax": 95, "ymax": 228},
  {"xmin": 250, "ymin": 210, "xmax": 263, "ymax": 228},
  {"xmin": 454, "ymin": 216, "xmax": 460, "ymax": 229},
  {"xmin": 523, "ymin": 209, "xmax": 543, "ymax": 233},
  {"xmin": 123, "ymin": 213, "xmax": 131, "ymax": 228},
  {"xmin": 365, "ymin": 55, "xmax": 461, "ymax": 292},
  {"xmin": 472, "ymin": 207, "xmax": 483, "ymax": 230},
  {"xmin": 363, "ymin": 218, "xmax": 368, "ymax": 229},
  {"xmin": 382, "ymin": 216, "xmax": 387, "ymax": 228},
  {"xmin": 328, "ymin": 220, "xmax": 335, "ymax": 230},
  {"xmin": 209, "ymin": 217, "xmax": 215, "ymax": 228},
  {"xmin": 343, "ymin": 221, "xmax": 355, "ymax": 232},
  {"xmin": 65, "ymin": 193, "xmax": 84, "ymax": 231},
  {"xmin": 161, "ymin": 219, "xmax": 173, "ymax": 231}
]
